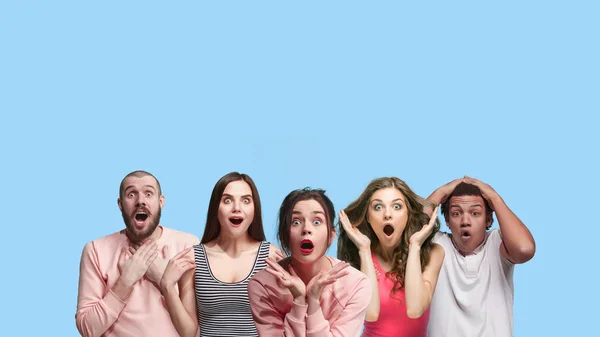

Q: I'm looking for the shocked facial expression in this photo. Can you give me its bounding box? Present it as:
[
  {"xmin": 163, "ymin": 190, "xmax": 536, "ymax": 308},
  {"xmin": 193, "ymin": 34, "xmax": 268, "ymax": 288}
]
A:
[
  {"xmin": 446, "ymin": 195, "xmax": 492, "ymax": 254},
  {"xmin": 289, "ymin": 199, "xmax": 334, "ymax": 264},
  {"xmin": 367, "ymin": 187, "xmax": 409, "ymax": 250},
  {"xmin": 217, "ymin": 180, "xmax": 255, "ymax": 238},
  {"xmin": 118, "ymin": 175, "xmax": 164, "ymax": 242}
]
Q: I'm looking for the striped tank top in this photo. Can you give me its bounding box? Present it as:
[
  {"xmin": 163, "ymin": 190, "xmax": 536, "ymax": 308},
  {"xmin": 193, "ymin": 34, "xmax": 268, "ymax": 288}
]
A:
[{"xmin": 193, "ymin": 241, "xmax": 270, "ymax": 337}]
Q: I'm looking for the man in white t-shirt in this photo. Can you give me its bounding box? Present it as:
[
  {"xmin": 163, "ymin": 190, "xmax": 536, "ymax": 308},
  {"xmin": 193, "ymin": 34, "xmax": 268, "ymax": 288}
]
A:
[{"xmin": 426, "ymin": 177, "xmax": 535, "ymax": 337}]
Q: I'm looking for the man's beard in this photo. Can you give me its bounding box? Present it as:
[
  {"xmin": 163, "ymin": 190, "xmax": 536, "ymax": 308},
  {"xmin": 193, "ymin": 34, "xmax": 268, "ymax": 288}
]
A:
[{"xmin": 122, "ymin": 207, "xmax": 161, "ymax": 242}]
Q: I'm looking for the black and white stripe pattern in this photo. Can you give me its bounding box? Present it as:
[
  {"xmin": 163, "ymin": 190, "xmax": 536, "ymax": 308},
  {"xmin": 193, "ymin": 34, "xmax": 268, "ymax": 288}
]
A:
[{"xmin": 193, "ymin": 241, "xmax": 269, "ymax": 337}]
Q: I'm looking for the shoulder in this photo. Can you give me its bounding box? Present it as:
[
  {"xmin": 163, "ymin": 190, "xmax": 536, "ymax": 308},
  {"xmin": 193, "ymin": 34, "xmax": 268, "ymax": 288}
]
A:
[
  {"xmin": 162, "ymin": 227, "xmax": 200, "ymax": 245},
  {"xmin": 85, "ymin": 231, "xmax": 125, "ymax": 254},
  {"xmin": 431, "ymin": 242, "xmax": 445, "ymax": 258},
  {"xmin": 267, "ymin": 243, "xmax": 285, "ymax": 260},
  {"xmin": 332, "ymin": 256, "xmax": 368, "ymax": 285},
  {"xmin": 433, "ymin": 231, "xmax": 450, "ymax": 242},
  {"xmin": 248, "ymin": 266, "xmax": 278, "ymax": 292},
  {"xmin": 484, "ymin": 228, "xmax": 502, "ymax": 247}
]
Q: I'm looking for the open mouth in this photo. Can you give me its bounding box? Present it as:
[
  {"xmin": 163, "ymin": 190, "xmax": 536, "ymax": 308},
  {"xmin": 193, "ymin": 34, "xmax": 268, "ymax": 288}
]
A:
[
  {"xmin": 461, "ymin": 231, "xmax": 472, "ymax": 240},
  {"xmin": 383, "ymin": 225, "xmax": 394, "ymax": 236},
  {"xmin": 229, "ymin": 217, "xmax": 243, "ymax": 226},
  {"xmin": 135, "ymin": 212, "xmax": 148, "ymax": 222},
  {"xmin": 300, "ymin": 239, "xmax": 314, "ymax": 254}
]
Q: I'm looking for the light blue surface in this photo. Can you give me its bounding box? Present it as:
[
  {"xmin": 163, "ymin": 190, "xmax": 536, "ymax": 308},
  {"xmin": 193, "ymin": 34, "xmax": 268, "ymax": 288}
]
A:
[{"xmin": 1, "ymin": 1, "xmax": 598, "ymax": 336}]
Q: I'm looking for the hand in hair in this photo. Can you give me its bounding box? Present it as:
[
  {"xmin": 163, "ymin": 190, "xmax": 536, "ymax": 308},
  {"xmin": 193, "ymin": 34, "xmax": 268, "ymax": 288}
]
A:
[
  {"xmin": 462, "ymin": 176, "xmax": 499, "ymax": 210},
  {"xmin": 265, "ymin": 258, "xmax": 306, "ymax": 299},
  {"xmin": 339, "ymin": 210, "xmax": 370, "ymax": 251},
  {"xmin": 437, "ymin": 178, "xmax": 466, "ymax": 204},
  {"xmin": 409, "ymin": 206, "xmax": 439, "ymax": 248},
  {"xmin": 306, "ymin": 261, "xmax": 350, "ymax": 299}
]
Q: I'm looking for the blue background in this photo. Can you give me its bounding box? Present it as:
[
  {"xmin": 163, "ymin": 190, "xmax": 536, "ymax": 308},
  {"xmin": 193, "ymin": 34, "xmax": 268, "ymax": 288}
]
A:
[{"xmin": 1, "ymin": 1, "xmax": 597, "ymax": 335}]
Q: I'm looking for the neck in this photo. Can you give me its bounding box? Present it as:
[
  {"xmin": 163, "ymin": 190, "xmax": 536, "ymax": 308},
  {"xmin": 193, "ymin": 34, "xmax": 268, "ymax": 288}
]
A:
[
  {"xmin": 126, "ymin": 225, "xmax": 163, "ymax": 243},
  {"xmin": 290, "ymin": 255, "xmax": 332, "ymax": 285},
  {"xmin": 215, "ymin": 233, "xmax": 255, "ymax": 257},
  {"xmin": 450, "ymin": 236, "xmax": 485, "ymax": 256},
  {"xmin": 375, "ymin": 244, "xmax": 396, "ymax": 263}
]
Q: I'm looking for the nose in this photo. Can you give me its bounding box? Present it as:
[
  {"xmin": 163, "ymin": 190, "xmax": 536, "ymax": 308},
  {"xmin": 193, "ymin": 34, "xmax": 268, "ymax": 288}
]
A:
[
  {"xmin": 460, "ymin": 213, "xmax": 470, "ymax": 227},
  {"xmin": 384, "ymin": 207, "xmax": 392, "ymax": 220},
  {"xmin": 232, "ymin": 200, "xmax": 241, "ymax": 212},
  {"xmin": 302, "ymin": 224, "xmax": 313, "ymax": 235}
]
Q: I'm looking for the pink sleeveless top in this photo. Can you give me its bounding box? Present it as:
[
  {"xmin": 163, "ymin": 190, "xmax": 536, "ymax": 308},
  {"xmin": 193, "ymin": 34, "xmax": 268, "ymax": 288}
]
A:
[{"xmin": 361, "ymin": 253, "xmax": 429, "ymax": 337}]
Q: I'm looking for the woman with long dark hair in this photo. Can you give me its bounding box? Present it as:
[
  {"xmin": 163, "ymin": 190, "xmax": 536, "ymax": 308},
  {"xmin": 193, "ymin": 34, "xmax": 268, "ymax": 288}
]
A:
[{"xmin": 159, "ymin": 172, "xmax": 283, "ymax": 337}]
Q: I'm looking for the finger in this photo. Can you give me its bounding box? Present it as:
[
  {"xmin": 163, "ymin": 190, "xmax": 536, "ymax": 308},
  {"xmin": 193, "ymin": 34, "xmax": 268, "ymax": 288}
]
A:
[
  {"xmin": 265, "ymin": 258, "xmax": 284, "ymax": 272},
  {"xmin": 141, "ymin": 243, "xmax": 158, "ymax": 260},
  {"xmin": 146, "ymin": 251, "xmax": 159, "ymax": 265},
  {"xmin": 265, "ymin": 267, "xmax": 287, "ymax": 280},
  {"xmin": 428, "ymin": 206, "xmax": 439, "ymax": 226},
  {"xmin": 135, "ymin": 240, "xmax": 154, "ymax": 256},
  {"xmin": 180, "ymin": 261, "xmax": 195, "ymax": 273},
  {"xmin": 118, "ymin": 247, "xmax": 127, "ymax": 263},
  {"xmin": 162, "ymin": 245, "xmax": 169, "ymax": 259},
  {"xmin": 325, "ymin": 270, "xmax": 349, "ymax": 282},
  {"xmin": 329, "ymin": 261, "xmax": 350, "ymax": 274},
  {"xmin": 173, "ymin": 246, "xmax": 192, "ymax": 260},
  {"xmin": 338, "ymin": 210, "xmax": 352, "ymax": 230},
  {"xmin": 128, "ymin": 246, "xmax": 136, "ymax": 255}
]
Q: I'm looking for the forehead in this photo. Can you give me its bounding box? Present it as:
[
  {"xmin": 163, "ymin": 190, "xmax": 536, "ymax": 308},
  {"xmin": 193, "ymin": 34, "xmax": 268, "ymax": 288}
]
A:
[
  {"xmin": 370, "ymin": 187, "xmax": 405, "ymax": 203},
  {"xmin": 223, "ymin": 180, "xmax": 252, "ymax": 196},
  {"xmin": 122, "ymin": 175, "xmax": 159, "ymax": 191},
  {"xmin": 293, "ymin": 199, "xmax": 325, "ymax": 215},
  {"xmin": 449, "ymin": 195, "xmax": 485, "ymax": 207}
]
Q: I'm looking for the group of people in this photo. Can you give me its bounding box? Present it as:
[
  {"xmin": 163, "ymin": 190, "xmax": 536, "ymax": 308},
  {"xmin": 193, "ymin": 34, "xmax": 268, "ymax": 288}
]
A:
[{"xmin": 76, "ymin": 170, "xmax": 535, "ymax": 337}]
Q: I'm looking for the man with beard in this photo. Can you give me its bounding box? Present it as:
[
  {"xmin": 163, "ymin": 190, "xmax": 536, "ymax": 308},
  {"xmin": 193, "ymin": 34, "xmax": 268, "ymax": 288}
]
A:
[
  {"xmin": 76, "ymin": 170, "xmax": 199, "ymax": 337},
  {"xmin": 425, "ymin": 177, "xmax": 536, "ymax": 337}
]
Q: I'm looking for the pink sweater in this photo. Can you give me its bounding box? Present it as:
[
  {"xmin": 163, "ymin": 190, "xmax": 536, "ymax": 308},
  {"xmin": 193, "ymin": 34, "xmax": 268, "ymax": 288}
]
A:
[
  {"xmin": 248, "ymin": 256, "xmax": 371, "ymax": 337},
  {"xmin": 75, "ymin": 227, "xmax": 199, "ymax": 337}
]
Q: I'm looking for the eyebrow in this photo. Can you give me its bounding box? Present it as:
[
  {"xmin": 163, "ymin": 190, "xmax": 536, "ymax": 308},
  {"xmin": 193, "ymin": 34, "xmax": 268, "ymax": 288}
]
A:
[
  {"xmin": 222, "ymin": 193, "xmax": 253, "ymax": 198},
  {"xmin": 125, "ymin": 185, "xmax": 156, "ymax": 193},
  {"xmin": 450, "ymin": 204, "xmax": 482, "ymax": 208},
  {"xmin": 292, "ymin": 210, "xmax": 325, "ymax": 216},
  {"xmin": 371, "ymin": 198, "xmax": 405, "ymax": 204}
]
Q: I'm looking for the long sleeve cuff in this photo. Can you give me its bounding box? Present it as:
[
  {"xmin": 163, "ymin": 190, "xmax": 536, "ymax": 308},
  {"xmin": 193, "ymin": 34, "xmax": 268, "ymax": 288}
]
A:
[
  {"xmin": 102, "ymin": 289, "xmax": 127, "ymax": 317},
  {"xmin": 306, "ymin": 307, "xmax": 328, "ymax": 334},
  {"xmin": 288, "ymin": 298, "xmax": 308, "ymax": 322}
]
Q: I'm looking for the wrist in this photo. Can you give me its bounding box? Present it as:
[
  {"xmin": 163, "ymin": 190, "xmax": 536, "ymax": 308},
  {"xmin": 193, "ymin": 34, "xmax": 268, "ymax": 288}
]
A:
[
  {"xmin": 488, "ymin": 194, "xmax": 504, "ymax": 210},
  {"xmin": 159, "ymin": 279, "xmax": 175, "ymax": 293},
  {"xmin": 358, "ymin": 247, "xmax": 372, "ymax": 256},
  {"xmin": 409, "ymin": 244, "xmax": 421, "ymax": 253}
]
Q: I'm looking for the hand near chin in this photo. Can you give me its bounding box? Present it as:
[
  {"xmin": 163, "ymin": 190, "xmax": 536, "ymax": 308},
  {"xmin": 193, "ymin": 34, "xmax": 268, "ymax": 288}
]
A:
[
  {"xmin": 462, "ymin": 176, "xmax": 500, "ymax": 209},
  {"xmin": 129, "ymin": 243, "xmax": 169, "ymax": 286},
  {"xmin": 410, "ymin": 206, "xmax": 439, "ymax": 248},
  {"xmin": 306, "ymin": 261, "xmax": 350, "ymax": 299},
  {"xmin": 265, "ymin": 258, "xmax": 306, "ymax": 299},
  {"xmin": 118, "ymin": 240, "xmax": 159, "ymax": 286},
  {"xmin": 339, "ymin": 210, "xmax": 370, "ymax": 251}
]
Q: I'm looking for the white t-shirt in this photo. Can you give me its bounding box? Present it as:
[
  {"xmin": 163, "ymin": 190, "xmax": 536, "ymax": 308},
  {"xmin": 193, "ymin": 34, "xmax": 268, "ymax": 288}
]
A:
[{"xmin": 428, "ymin": 229, "xmax": 515, "ymax": 337}]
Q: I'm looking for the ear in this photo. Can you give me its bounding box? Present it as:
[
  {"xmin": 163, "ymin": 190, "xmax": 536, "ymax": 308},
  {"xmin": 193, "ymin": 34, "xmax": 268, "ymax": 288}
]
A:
[
  {"xmin": 328, "ymin": 228, "xmax": 337, "ymax": 247},
  {"xmin": 117, "ymin": 198, "xmax": 123, "ymax": 211},
  {"xmin": 159, "ymin": 195, "xmax": 165, "ymax": 209},
  {"xmin": 486, "ymin": 213, "xmax": 493, "ymax": 229}
]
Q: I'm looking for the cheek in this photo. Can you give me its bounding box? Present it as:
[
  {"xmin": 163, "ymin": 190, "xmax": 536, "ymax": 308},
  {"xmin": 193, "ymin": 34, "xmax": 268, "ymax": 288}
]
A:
[{"xmin": 244, "ymin": 204, "xmax": 255, "ymax": 216}]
